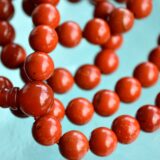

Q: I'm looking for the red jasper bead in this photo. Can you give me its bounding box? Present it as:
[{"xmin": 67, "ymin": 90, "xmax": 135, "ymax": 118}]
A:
[
  {"xmin": 75, "ymin": 64, "xmax": 101, "ymax": 90},
  {"xmin": 47, "ymin": 98, "xmax": 65, "ymax": 121},
  {"xmin": 89, "ymin": 127, "xmax": 117, "ymax": 157},
  {"xmin": 18, "ymin": 82, "xmax": 54, "ymax": 117},
  {"xmin": 133, "ymin": 62, "xmax": 159, "ymax": 88},
  {"xmin": 33, "ymin": 0, "xmax": 59, "ymax": 6},
  {"xmin": 59, "ymin": 130, "xmax": 89, "ymax": 160},
  {"xmin": 0, "ymin": 87, "xmax": 19, "ymax": 109},
  {"xmin": 32, "ymin": 3, "xmax": 60, "ymax": 28},
  {"xmin": 93, "ymin": 90, "xmax": 120, "ymax": 116},
  {"xmin": 83, "ymin": 18, "xmax": 110, "ymax": 45},
  {"xmin": 24, "ymin": 52, "xmax": 54, "ymax": 81},
  {"xmin": 108, "ymin": 8, "xmax": 134, "ymax": 34},
  {"xmin": 1, "ymin": 43, "xmax": 26, "ymax": 69},
  {"xmin": 0, "ymin": 0, "xmax": 14, "ymax": 21},
  {"xmin": 32, "ymin": 114, "xmax": 62, "ymax": 146},
  {"xmin": 66, "ymin": 98, "xmax": 94, "ymax": 125},
  {"xmin": 0, "ymin": 21, "xmax": 15, "ymax": 46},
  {"xmin": 57, "ymin": 21, "xmax": 82, "ymax": 48},
  {"xmin": 115, "ymin": 77, "xmax": 142, "ymax": 103},
  {"xmin": 149, "ymin": 47, "xmax": 160, "ymax": 71},
  {"xmin": 136, "ymin": 105, "xmax": 160, "ymax": 132},
  {"xmin": 94, "ymin": 1, "xmax": 115, "ymax": 19},
  {"xmin": 10, "ymin": 108, "xmax": 28, "ymax": 118},
  {"xmin": 94, "ymin": 49, "xmax": 119, "ymax": 74},
  {"xmin": 102, "ymin": 34, "xmax": 123, "ymax": 50},
  {"xmin": 0, "ymin": 76, "xmax": 13, "ymax": 89},
  {"xmin": 29, "ymin": 25, "xmax": 58, "ymax": 53},
  {"xmin": 127, "ymin": 0, "xmax": 152, "ymax": 19},
  {"xmin": 112, "ymin": 115, "xmax": 140, "ymax": 144},
  {"xmin": 156, "ymin": 93, "xmax": 160, "ymax": 108},
  {"xmin": 47, "ymin": 68, "xmax": 74, "ymax": 94}
]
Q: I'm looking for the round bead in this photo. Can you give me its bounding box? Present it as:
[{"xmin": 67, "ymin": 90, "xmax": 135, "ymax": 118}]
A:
[
  {"xmin": 66, "ymin": 98, "xmax": 94, "ymax": 125},
  {"xmin": 10, "ymin": 108, "xmax": 28, "ymax": 118},
  {"xmin": 89, "ymin": 127, "xmax": 117, "ymax": 157},
  {"xmin": 0, "ymin": 76, "xmax": 13, "ymax": 89},
  {"xmin": 93, "ymin": 90, "xmax": 120, "ymax": 116},
  {"xmin": 59, "ymin": 130, "xmax": 89, "ymax": 160},
  {"xmin": 108, "ymin": 8, "xmax": 134, "ymax": 34},
  {"xmin": 32, "ymin": 3, "xmax": 60, "ymax": 28},
  {"xmin": 133, "ymin": 62, "xmax": 159, "ymax": 87},
  {"xmin": 24, "ymin": 52, "xmax": 54, "ymax": 81},
  {"xmin": 115, "ymin": 77, "xmax": 142, "ymax": 103},
  {"xmin": 127, "ymin": 0, "xmax": 152, "ymax": 19},
  {"xmin": 33, "ymin": 0, "xmax": 59, "ymax": 6},
  {"xmin": 57, "ymin": 21, "xmax": 82, "ymax": 48},
  {"xmin": 47, "ymin": 68, "xmax": 74, "ymax": 94},
  {"xmin": 95, "ymin": 49, "xmax": 119, "ymax": 74},
  {"xmin": 156, "ymin": 93, "xmax": 160, "ymax": 108},
  {"xmin": 47, "ymin": 98, "xmax": 65, "ymax": 121},
  {"xmin": 32, "ymin": 114, "xmax": 62, "ymax": 146},
  {"xmin": 136, "ymin": 105, "xmax": 160, "ymax": 132},
  {"xmin": 83, "ymin": 18, "xmax": 110, "ymax": 45},
  {"xmin": 112, "ymin": 115, "xmax": 140, "ymax": 144},
  {"xmin": 102, "ymin": 34, "xmax": 123, "ymax": 50},
  {"xmin": 148, "ymin": 47, "xmax": 160, "ymax": 71},
  {"xmin": 29, "ymin": 25, "xmax": 58, "ymax": 53},
  {"xmin": 0, "ymin": 21, "xmax": 15, "ymax": 46},
  {"xmin": 0, "ymin": 0, "xmax": 14, "ymax": 20},
  {"xmin": 18, "ymin": 82, "xmax": 54, "ymax": 117},
  {"xmin": 75, "ymin": 64, "xmax": 101, "ymax": 90},
  {"xmin": 94, "ymin": 1, "xmax": 115, "ymax": 19},
  {"xmin": 1, "ymin": 43, "xmax": 26, "ymax": 69}
]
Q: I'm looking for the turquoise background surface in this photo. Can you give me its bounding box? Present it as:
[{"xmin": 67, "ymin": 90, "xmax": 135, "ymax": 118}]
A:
[{"xmin": 0, "ymin": 0, "xmax": 160, "ymax": 160}]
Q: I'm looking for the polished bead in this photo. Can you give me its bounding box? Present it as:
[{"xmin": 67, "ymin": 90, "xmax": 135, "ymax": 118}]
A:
[
  {"xmin": 32, "ymin": 114, "xmax": 62, "ymax": 145},
  {"xmin": 89, "ymin": 127, "xmax": 117, "ymax": 156},
  {"xmin": 83, "ymin": 18, "xmax": 110, "ymax": 45},
  {"xmin": 47, "ymin": 68, "xmax": 74, "ymax": 94},
  {"xmin": 57, "ymin": 21, "xmax": 82, "ymax": 48},
  {"xmin": 0, "ymin": 21, "xmax": 15, "ymax": 46},
  {"xmin": 1, "ymin": 43, "xmax": 26, "ymax": 69},
  {"xmin": 32, "ymin": 3, "xmax": 60, "ymax": 28},
  {"xmin": 112, "ymin": 115, "xmax": 140, "ymax": 144},
  {"xmin": 18, "ymin": 82, "xmax": 54, "ymax": 117},
  {"xmin": 24, "ymin": 52, "xmax": 54, "ymax": 81},
  {"xmin": 108, "ymin": 8, "xmax": 134, "ymax": 34},
  {"xmin": 29, "ymin": 25, "xmax": 58, "ymax": 53},
  {"xmin": 59, "ymin": 130, "xmax": 89, "ymax": 160}
]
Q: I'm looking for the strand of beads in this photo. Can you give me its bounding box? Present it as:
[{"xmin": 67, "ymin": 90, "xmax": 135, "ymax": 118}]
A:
[
  {"xmin": 0, "ymin": 0, "xmax": 160, "ymax": 160},
  {"xmin": 0, "ymin": 0, "xmax": 64, "ymax": 146}
]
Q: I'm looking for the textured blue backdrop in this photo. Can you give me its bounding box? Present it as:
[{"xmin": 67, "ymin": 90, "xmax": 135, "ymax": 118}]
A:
[{"xmin": 0, "ymin": 0, "xmax": 160, "ymax": 160}]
